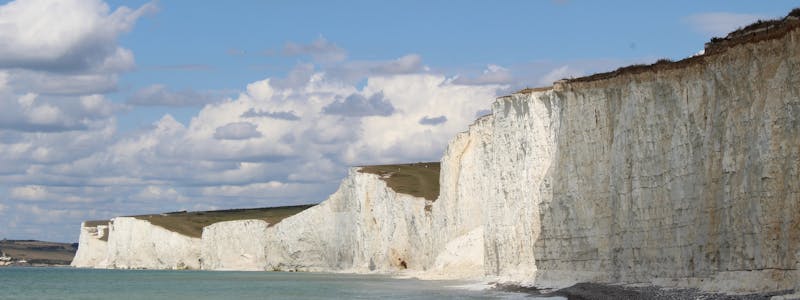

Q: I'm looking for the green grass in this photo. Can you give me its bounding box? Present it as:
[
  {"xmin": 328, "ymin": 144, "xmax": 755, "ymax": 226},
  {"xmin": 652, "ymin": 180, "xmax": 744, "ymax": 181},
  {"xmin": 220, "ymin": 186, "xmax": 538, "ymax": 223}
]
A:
[
  {"xmin": 84, "ymin": 220, "xmax": 110, "ymax": 227},
  {"xmin": 131, "ymin": 205, "xmax": 315, "ymax": 238},
  {"xmin": 357, "ymin": 162, "xmax": 440, "ymax": 201},
  {"xmin": 0, "ymin": 240, "xmax": 77, "ymax": 265}
]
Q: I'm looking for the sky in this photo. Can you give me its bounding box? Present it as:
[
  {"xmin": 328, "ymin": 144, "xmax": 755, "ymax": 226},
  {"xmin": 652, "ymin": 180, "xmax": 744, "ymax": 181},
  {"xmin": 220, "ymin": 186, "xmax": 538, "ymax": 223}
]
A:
[{"xmin": 0, "ymin": 0, "xmax": 798, "ymax": 242}]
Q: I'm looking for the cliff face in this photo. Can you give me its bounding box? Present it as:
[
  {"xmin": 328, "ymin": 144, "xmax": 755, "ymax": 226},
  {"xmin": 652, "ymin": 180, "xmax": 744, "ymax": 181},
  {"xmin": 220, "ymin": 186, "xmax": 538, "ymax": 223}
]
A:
[
  {"xmin": 477, "ymin": 26, "xmax": 800, "ymax": 292},
  {"xmin": 105, "ymin": 217, "xmax": 202, "ymax": 270},
  {"xmin": 72, "ymin": 15, "xmax": 799, "ymax": 293},
  {"xmin": 201, "ymin": 220, "xmax": 270, "ymax": 271},
  {"xmin": 71, "ymin": 222, "xmax": 109, "ymax": 268},
  {"xmin": 264, "ymin": 170, "xmax": 435, "ymax": 273}
]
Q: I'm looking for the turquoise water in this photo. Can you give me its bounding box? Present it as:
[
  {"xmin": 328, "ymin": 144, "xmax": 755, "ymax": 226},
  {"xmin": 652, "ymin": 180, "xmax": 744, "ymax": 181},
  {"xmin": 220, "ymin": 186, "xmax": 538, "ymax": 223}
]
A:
[{"xmin": 0, "ymin": 267, "xmax": 527, "ymax": 299}]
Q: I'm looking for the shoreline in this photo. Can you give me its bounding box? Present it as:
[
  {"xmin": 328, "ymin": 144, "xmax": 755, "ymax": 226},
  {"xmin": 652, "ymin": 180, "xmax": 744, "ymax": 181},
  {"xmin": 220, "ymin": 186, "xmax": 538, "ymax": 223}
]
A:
[{"xmin": 493, "ymin": 282, "xmax": 797, "ymax": 300}]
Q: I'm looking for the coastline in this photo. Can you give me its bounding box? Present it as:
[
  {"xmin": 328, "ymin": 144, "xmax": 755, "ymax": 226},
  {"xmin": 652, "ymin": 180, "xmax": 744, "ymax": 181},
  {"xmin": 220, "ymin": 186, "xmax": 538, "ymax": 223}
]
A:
[{"xmin": 494, "ymin": 282, "xmax": 797, "ymax": 300}]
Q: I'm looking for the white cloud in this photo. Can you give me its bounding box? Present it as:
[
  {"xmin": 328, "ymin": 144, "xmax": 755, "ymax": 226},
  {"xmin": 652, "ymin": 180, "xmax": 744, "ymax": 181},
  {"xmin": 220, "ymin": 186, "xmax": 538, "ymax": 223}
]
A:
[
  {"xmin": 241, "ymin": 109, "xmax": 300, "ymax": 120},
  {"xmin": 283, "ymin": 36, "xmax": 347, "ymax": 63},
  {"xmin": 213, "ymin": 122, "xmax": 263, "ymax": 140},
  {"xmin": 0, "ymin": 0, "xmax": 156, "ymax": 71},
  {"xmin": 325, "ymin": 54, "xmax": 426, "ymax": 83},
  {"xmin": 10, "ymin": 185, "xmax": 49, "ymax": 201},
  {"xmin": 419, "ymin": 115, "xmax": 447, "ymax": 126},
  {"xmin": 372, "ymin": 54, "xmax": 424, "ymax": 74},
  {"xmin": 133, "ymin": 186, "xmax": 189, "ymax": 203},
  {"xmin": 80, "ymin": 95, "xmax": 117, "ymax": 116},
  {"xmin": 538, "ymin": 65, "xmax": 583, "ymax": 86},
  {"xmin": 6, "ymin": 69, "xmax": 120, "ymax": 95},
  {"xmin": 0, "ymin": 0, "xmax": 154, "ymax": 101},
  {"xmin": 0, "ymin": 39, "xmax": 509, "ymax": 242},
  {"xmin": 453, "ymin": 64, "xmax": 513, "ymax": 85},
  {"xmin": 685, "ymin": 12, "xmax": 766, "ymax": 37},
  {"xmin": 322, "ymin": 92, "xmax": 395, "ymax": 117},
  {"xmin": 0, "ymin": 92, "xmax": 121, "ymax": 132},
  {"xmin": 25, "ymin": 58, "xmax": 501, "ymax": 192},
  {"xmin": 14, "ymin": 204, "xmax": 85, "ymax": 220},
  {"xmin": 127, "ymin": 84, "xmax": 225, "ymax": 107}
]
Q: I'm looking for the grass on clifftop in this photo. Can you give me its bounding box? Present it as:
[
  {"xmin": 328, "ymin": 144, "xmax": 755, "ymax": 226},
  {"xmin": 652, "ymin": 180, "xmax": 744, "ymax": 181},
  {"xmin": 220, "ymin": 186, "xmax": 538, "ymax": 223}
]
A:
[
  {"xmin": 358, "ymin": 162, "xmax": 440, "ymax": 201},
  {"xmin": 131, "ymin": 205, "xmax": 314, "ymax": 238},
  {"xmin": 567, "ymin": 8, "xmax": 800, "ymax": 84}
]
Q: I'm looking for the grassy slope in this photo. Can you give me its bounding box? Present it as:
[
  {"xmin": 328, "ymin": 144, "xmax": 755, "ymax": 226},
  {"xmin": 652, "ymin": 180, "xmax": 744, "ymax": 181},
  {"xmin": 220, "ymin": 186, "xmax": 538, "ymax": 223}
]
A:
[
  {"xmin": 357, "ymin": 162, "xmax": 441, "ymax": 201},
  {"xmin": 131, "ymin": 204, "xmax": 315, "ymax": 238},
  {"xmin": 0, "ymin": 240, "xmax": 77, "ymax": 265}
]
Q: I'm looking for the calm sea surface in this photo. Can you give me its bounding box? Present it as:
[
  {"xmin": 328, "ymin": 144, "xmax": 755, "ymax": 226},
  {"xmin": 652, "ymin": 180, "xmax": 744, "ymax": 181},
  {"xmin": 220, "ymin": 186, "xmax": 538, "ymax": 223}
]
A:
[{"xmin": 0, "ymin": 267, "xmax": 533, "ymax": 300}]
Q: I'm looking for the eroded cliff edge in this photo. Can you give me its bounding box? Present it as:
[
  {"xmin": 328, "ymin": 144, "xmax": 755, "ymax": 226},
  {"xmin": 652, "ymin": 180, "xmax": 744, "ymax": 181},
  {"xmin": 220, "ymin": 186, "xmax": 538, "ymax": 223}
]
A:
[{"xmin": 73, "ymin": 11, "xmax": 800, "ymax": 294}]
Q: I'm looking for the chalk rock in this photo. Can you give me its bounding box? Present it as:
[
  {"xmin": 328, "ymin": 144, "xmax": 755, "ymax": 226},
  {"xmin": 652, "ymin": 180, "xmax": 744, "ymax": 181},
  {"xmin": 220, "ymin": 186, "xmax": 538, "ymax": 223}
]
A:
[
  {"xmin": 71, "ymin": 222, "xmax": 109, "ymax": 268},
  {"xmin": 105, "ymin": 217, "xmax": 201, "ymax": 270},
  {"xmin": 201, "ymin": 219, "xmax": 270, "ymax": 271}
]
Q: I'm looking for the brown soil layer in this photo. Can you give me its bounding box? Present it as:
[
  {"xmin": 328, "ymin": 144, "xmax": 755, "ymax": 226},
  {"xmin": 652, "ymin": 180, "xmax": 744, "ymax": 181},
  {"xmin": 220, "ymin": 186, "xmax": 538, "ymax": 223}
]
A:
[
  {"xmin": 357, "ymin": 162, "xmax": 441, "ymax": 201},
  {"xmin": 0, "ymin": 239, "xmax": 77, "ymax": 265},
  {"xmin": 131, "ymin": 204, "xmax": 315, "ymax": 238},
  {"xmin": 508, "ymin": 8, "xmax": 800, "ymax": 94},
  {"xmin": 83, "ymin": 220, "xmax": 111, "ymax": 241}
]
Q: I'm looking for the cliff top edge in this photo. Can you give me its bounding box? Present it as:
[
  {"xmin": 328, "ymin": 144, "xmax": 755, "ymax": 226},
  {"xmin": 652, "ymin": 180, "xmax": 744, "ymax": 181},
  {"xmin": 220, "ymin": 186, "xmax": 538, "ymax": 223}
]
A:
[
  {"xmin": 509, "ymin": 8, "xmax": 800, "ymax": 94},
  {"xmin": 357, "ymin": 162, "xmax": 440, "ymax": 201},
  {"xmin": 126, "ymin": 204, "xmax": 316, "ymax": 238}
]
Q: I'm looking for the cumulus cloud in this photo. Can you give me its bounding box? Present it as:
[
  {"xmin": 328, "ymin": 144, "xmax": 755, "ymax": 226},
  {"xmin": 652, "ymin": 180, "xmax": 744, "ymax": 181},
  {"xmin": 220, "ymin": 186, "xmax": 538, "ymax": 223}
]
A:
[
  {"xmin": 1, "ymin": 32, "xmax": 508, "ymax": 241},
  {"xmin": 371, "ymin": 54, "xmax": 424, "ymax": 74},
  {"xmin": 5, "ymin": 69, "xmax": 120, "ymax": 95},
  {"xmin": 0, "ymin": 92, "xmax": 120, "ymax": 132},
  {"xmin": 283, "ymin": 36, "xmax": 347, "ymax": 63},
  {"xmin": 538, "ymin": 65, "xmax": 583, "ymax": 86},
  {"xmin": 322, "ymin": 92, "xmax": 395, "ymax": 117},
  {"xmin": 475, "ymin": 109, "xmax": 492, "ymax": 118},
  {"xmin": 10, "ymin": 185, "xmax": 49, "ymax": 201},
  {"xmin": 453, "ymin": 64, "xmax": 513, "ymax": 85},
  {"xmin": 41, "ymin": 66, "xmax": 499, "ymax": 189},
  {"xmin": 325, "ymin": 54, "xmax": 426, "ymax": 83},
  {"xmin": 419, "ymin": 115, "xmax": 447, "ymax": 126},
  {"xmin": 0, "ymin": 0, "xmax": 154, "ymax": 99},
  {"xmin": 127, "ymin": 84, "xmax": 224, "ymax": 107},
  {"xmin": 241, "ymin": 109, "xmax": 300, "ymax": 120},
  {"xmin": 0, "ymin": 0, "xmax": 156, "ymax": 72},
  {"xmin": 213, "ymin": 122, "xmax": 263, "ymax": 140},
  {"xmin": 685, "ymin": 12, "xmax": 766, "ymax": 37},
  {"xmin": 133, "ymin": 186, "xmax": 189, "ymax": 203}
]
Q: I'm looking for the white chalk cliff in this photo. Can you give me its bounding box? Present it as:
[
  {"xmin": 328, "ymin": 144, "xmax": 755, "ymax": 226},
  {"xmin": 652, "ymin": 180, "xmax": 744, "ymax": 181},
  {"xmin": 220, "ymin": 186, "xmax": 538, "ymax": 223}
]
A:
[{"xmin": 73, "ymin": 16, "xmax": 800, "ymax": 293}]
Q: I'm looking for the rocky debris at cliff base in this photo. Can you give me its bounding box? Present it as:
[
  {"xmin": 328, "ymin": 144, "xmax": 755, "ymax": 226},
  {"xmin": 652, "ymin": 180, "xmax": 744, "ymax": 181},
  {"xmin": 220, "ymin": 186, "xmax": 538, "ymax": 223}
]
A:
[{"xmin": 492, "ymin": 282, "xmax": 795, "ymax": 300}]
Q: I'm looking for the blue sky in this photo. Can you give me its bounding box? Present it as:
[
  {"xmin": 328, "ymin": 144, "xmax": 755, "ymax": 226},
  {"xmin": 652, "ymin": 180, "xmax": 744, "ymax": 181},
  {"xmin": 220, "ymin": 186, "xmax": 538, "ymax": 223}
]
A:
[
  {"xmin": 109, "ymin": 0, "xmax": 798, "ymax": 127},
  {"xmin": 0, "ymin": 0, "xmax": 798, "ymax": 242}
]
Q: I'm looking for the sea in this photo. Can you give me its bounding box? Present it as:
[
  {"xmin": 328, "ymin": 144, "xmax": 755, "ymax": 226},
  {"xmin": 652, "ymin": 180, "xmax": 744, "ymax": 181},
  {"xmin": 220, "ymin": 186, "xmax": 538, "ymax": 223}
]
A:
[{"xmin": 0, "ymin": 267, "xmax": 542, "ymax": 299}]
